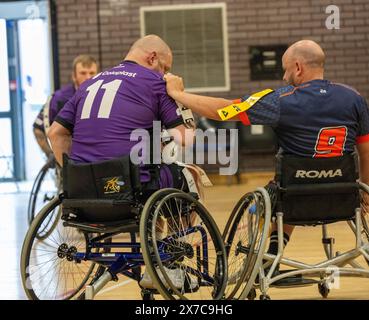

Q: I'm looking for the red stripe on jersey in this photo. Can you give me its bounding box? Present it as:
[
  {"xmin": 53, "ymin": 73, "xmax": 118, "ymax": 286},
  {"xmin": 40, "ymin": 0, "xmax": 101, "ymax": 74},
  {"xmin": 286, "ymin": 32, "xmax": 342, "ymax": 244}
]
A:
[
  {"xmin": 279, "ymin": 84, "xmax": 311, "ymax": 98},
  {"xmin": 356, "ymin": 134, "xmax": 369, "ymax": 144},
  {"xmin": 331, "ymin": 82, "xmax": 361, "ymax": 96},
  {"xmin": 239, "ymin": 112, "xmax": 251, "ymax": 126}
]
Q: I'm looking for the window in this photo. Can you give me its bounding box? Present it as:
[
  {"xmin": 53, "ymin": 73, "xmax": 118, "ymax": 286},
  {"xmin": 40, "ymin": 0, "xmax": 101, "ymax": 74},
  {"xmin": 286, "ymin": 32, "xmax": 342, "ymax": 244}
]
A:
[
  {"xmin": 250, "ymin": 45, "xmax": 288, "ymax": 81},
  {"xmin": 140, "ymin": 3, "xmax": 230, "ymax": 92}
]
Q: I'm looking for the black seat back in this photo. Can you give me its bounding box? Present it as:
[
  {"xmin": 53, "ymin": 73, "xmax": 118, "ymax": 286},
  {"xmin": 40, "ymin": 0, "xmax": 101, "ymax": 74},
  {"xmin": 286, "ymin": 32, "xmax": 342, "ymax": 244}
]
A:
[
  {"xmin": 275, "ymin": 153, "xmax": 360, "ymax": 225},
  {"xmin": 62, "ymin": 154, "xmax": 141, "ymax": 222}
]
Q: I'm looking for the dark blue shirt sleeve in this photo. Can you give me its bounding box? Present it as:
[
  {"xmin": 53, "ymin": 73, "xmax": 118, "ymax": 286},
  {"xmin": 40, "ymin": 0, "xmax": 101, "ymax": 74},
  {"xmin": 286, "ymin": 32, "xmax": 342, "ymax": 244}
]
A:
[
  {"xmin": 241, "ymin": 86, "xmax": 293, "ymax": 126},
  {"xmin": 357, "ymin": 96, "xmax": 369, "ymax": 143}
]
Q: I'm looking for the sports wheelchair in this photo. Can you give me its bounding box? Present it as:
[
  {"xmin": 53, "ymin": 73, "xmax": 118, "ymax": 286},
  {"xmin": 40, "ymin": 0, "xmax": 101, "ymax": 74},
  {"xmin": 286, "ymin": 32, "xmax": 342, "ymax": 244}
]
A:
[
  {"xmin": 223, "ymin": 153, "xmax": 369, "ymax": 300},
  {"xmin": 20, "ymin": 155, "xmax": 228, "ymax": 300}
]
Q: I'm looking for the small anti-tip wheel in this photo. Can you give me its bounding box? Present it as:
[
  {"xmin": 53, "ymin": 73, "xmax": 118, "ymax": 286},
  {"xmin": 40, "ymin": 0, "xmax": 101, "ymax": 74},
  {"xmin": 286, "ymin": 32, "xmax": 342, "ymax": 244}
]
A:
[
  {"xmin": 247, "ymin": 288, "xmax": 257, "ymax": 300},
  {"xmin": 260, "ymin": 294, "xmax": 271, "ymax": 300},
  {"xmin": 141, "ymin": 289, "xmax": 155, "ymax": 300},
  {"xmin": 318, "ymin": 283, "xmax": 330, "ymax": 299}
]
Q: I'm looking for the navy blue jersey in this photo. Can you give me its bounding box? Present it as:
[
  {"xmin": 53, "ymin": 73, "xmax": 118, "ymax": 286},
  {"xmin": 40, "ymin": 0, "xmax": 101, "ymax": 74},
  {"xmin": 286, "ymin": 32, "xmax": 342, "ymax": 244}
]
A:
[{"xmin": 238, "ymin": 79, "xmax": 369, "ymax": 157}]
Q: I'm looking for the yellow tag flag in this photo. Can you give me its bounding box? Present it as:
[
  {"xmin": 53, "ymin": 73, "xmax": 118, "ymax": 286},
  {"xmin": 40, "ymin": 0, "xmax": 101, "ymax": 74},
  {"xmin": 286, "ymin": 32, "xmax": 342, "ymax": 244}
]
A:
[{"xmin": 217, "ymin": 89, "xmax": 274, "ymax": 121}]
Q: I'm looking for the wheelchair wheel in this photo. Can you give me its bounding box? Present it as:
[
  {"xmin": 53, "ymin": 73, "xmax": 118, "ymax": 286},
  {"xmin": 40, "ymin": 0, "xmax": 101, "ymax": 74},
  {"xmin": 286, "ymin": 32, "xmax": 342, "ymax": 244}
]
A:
[
  {"xmin": 223, "ymin": 188, "xmax": 272, "ymax": 300},
  {"xmin": 222, "ymin": 191, "xmax": 266, "ymax": 299},
  {"xmin": 27, "ymin": 159, "xmax": 61, "ymax": 239},
  {"xmin": 140, "ymin": 189, "xmax": 227, "ymax": 300},
  {"xmin": 359, "ymin": 183, "xmax": 369, "ymax": 264},
  {"xmin": 21, "ymin": 196, "xmax": 97, "ymax": 300},
  {"xmin": 360, "ymin": 184, "xmax": 369, "ymax": 239}
]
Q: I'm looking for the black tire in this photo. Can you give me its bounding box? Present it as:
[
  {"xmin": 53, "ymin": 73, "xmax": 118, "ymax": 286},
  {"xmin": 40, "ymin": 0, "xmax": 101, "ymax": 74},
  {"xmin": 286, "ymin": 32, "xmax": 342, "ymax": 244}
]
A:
[
  {"xmin": 222, "ymin": 191, "xmax": 265, "ymax": 300},
  {"xmin": 27, "ymin": 160, "xmax": 61, "ymax": 239},
  {"xmin": 21, "ymin": 196, "xmax": 96, "ymax": 300},
  {"xmin": 140, "ymin": 189, "xmax": 227, "ymax": 300}
]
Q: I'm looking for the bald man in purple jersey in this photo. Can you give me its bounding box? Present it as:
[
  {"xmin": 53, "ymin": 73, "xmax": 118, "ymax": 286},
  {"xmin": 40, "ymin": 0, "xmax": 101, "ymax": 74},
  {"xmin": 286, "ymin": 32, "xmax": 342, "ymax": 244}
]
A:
[{"xmin": 48, "ymin": 35, "xmax": 194, "ymax": 190}]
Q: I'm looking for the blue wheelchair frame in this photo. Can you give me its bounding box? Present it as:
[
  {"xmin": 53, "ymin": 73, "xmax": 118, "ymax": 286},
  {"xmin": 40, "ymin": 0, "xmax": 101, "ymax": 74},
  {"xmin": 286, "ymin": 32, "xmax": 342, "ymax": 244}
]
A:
[{"xmin": 62, "ymin": 208, "xmax": 213, "ymax": 288}]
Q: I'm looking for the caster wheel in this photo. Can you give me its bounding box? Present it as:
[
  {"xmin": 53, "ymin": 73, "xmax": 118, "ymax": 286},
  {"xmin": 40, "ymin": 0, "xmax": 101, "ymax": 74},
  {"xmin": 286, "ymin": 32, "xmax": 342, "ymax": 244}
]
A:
[
  {"xmin": 260, "ymin": 294, "xmax": 271, "ymax": 300},
  {"xmin": 247, "ymin": 288, "xmax": 257, "ymax": 300},
  {"xmin": 318, "ymin": 283, "xmax": 330, "ymax": 298},
  {"xmin": 141, "ymin": 289, "xmax": 155, "ymax": 300}
]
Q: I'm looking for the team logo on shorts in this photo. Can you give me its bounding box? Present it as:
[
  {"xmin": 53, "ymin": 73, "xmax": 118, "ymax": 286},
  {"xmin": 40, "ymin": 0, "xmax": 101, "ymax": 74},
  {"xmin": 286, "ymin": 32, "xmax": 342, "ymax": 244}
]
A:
[{"xmin": 103, "ymin": 177, "xmax": 125, "ymax": 194}]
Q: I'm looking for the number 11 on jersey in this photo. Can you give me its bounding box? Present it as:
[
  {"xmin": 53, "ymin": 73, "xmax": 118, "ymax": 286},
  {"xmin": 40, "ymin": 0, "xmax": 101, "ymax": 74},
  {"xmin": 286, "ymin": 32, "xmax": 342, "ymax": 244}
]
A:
[{"xmin": 81, "ymin": 79, "xmax": 122, "ymax": 120}]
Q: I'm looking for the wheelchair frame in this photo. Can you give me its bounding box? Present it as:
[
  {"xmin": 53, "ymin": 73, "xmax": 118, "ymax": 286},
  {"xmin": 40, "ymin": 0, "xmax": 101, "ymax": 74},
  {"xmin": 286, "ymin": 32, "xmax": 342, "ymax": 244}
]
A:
[
  {"xmin": 21, "ymin": 188, "xmax": 228, "ymax": 300},
  {"xmin": 227, "ymin": 182, "xmax": 369, "ymax": 300}
]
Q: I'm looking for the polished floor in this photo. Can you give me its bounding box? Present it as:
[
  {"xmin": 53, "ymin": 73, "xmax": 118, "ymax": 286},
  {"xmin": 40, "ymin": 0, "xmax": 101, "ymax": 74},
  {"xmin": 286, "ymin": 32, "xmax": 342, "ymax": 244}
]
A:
[{"xmin": 1, "ymin": 173, "xmax": 369, "ymax": 300}]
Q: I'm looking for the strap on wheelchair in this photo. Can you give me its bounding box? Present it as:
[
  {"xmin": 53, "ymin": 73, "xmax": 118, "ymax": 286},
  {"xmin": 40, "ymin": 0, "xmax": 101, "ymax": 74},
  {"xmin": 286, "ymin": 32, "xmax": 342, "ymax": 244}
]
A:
[{"xmin": 280, "ymin": 182, "xmax": 359, "ymax": 195}]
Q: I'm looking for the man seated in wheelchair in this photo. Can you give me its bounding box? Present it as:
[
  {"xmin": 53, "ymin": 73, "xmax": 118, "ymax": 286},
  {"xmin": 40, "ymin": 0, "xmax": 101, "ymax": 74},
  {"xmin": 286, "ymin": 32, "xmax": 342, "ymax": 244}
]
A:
[
  {"xmin": 48, "ymin": 35, "xmax": 207, "ymax": 291},
  {"xmin": 164, "ymin": 40, "xmax": 369, "ymax": 268}
]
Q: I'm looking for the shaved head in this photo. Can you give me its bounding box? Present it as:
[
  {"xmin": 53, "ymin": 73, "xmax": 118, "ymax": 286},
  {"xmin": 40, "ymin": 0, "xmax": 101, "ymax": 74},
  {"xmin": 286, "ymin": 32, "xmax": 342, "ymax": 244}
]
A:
[
  {"xmin": 285, "ymin": 40, "xmax": 325, "ymax": 68},
  {"xmin": 129, "ymin": 34, "xmax": 171, "ymax": 57},
  {"xmin": 282, "ymin": 40, "xmax": 325, "ymax": 86},
  {"xmin": 125, "ymin": 35, "xmax": 173, "ymax": 74}
]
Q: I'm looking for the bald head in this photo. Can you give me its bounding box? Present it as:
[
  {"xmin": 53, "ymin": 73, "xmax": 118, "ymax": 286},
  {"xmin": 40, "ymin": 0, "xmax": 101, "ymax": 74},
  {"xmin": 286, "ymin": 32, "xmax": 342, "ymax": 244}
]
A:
[
  {"xmin": 129, "ymin": 35, "xmax": 171, "ymax": 56},
  {"xmin": 285, "ymin": 40, "xmax": 325, "ymax": 69},
  {"xmin": 125, "ymin": 35, "xmax": 173, "ymax": 74},
  {"xmin": 282, "ymin": 40, "xmax": 325, "ymax": 86}
]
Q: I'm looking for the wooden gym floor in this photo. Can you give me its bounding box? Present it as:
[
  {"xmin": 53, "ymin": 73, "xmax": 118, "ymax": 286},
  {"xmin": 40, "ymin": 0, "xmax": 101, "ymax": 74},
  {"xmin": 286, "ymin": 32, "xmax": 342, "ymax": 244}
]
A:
[{"xmin": 1, "ymin": 172, "xmax": 368, "ymax": 300}]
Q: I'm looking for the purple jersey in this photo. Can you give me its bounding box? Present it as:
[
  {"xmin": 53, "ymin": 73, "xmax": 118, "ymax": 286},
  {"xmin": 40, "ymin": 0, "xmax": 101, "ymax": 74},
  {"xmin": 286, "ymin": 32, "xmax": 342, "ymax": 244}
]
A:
[
  {"xmin": 33, "ymin": 84, "xmax": 76, "ymax": 132},
  {"xmin": 56, "ymin": 61, "xmax": 184, "ymax": 186}
]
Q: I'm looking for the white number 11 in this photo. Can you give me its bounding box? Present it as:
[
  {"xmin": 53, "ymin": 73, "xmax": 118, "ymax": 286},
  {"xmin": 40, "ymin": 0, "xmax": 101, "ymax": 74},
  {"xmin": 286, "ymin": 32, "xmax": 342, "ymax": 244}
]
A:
[{"xmin": 81, "ymin": 79, "xmax": 122, "ymax": 119}]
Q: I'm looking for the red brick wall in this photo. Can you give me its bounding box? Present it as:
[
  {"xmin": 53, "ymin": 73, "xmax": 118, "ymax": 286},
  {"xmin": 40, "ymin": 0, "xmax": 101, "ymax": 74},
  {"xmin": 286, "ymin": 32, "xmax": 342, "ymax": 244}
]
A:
[{"xmin": 56, "ymin": 0, "xmax": 369, "ymax": 101}]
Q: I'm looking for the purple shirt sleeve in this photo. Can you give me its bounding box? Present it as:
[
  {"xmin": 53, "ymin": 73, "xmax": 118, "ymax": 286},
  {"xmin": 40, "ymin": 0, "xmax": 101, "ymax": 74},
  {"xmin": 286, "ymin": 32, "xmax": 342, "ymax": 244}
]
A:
[
  {"xmin": 154, "ymin": 79, "xmax": 184, "ymax": 129},
  {"xmin": 55, "ymin": 94, "xmax": 78, "ymax": 133}
]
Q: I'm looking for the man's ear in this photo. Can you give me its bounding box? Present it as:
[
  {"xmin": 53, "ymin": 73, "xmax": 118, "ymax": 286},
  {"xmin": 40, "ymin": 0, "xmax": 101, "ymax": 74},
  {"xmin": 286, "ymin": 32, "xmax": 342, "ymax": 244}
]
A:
[
  {"xmin": 146, "ymin": 51, "xmax": 157, "ymax": 66},
  {"xmin": 295, "ymin": 61, "xmax": 303, "ymax": 77}
]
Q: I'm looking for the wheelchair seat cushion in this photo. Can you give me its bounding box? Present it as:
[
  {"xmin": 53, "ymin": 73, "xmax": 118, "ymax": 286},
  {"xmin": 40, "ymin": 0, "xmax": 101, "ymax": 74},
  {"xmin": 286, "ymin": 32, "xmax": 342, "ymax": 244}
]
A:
[{"xmin": 275, "ymin": 153, "xmax": 360, "ymax": 225}]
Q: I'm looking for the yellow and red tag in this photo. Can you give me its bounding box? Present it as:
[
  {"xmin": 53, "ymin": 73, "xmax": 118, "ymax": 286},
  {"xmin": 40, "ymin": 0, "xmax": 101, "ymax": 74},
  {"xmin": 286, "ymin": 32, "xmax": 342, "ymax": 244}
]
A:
[{"xmin": 217, "ymin": 89, "xmax": 274, "ymax": 121}]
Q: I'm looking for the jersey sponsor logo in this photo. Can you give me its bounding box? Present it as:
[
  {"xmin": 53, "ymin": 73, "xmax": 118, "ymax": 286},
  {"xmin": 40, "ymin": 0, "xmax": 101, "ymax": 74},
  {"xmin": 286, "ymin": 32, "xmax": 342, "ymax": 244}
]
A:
[
  {"xmin": 101, "ymin": 70, "xmax": 137, "ymax": 78},
  {"xmin": 295, "ymin": 169, "xmax": 343, "ymax": 179}
]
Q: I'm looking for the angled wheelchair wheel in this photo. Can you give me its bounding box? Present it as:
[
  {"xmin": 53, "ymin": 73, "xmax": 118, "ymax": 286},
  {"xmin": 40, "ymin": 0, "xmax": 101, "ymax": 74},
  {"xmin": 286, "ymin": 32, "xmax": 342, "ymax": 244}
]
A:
[
  {"xmin": 21, "ymin": 196, "xmax": 97, "ymax": 300},
  {"xmin": 360, "ymin": 183, "xmax": 369, "ymax": 240},
  {"xmin": 222, "ymin": 188, "xmax": 272, "ymax": 300},
  {"xmin": 359, "ymin": 183, "xmax": 369, "ymax": 265},
  {"xmin": 27, "ymin": 159, "xmax": 61, "ymax": 239},
  {"xmin": 140, "ymin": 189, "xmax": 227, "ymax": 300}
]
